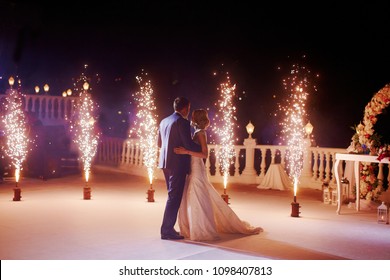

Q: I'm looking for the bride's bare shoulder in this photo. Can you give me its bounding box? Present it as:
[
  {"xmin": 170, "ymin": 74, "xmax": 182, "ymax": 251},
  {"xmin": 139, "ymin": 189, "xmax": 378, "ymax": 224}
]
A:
[
  {"xmin": 193, "ymin": 129, "xmax": 207, "ymax": 143},
  {"xmin": 194, "ymin": 129, "xmax": 207, "ymax": 137}
]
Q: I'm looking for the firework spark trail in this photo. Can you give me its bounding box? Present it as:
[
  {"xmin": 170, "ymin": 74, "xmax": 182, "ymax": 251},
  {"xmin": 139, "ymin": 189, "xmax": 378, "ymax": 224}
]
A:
[
  {"xmin": 71, "ymin": 83, "xmax": 99, "ymax": 183},
  {"xmin": 213, "ymin": 74, "xmax": 237, "ymax": 189},
  {"xmin": 2, "ymin": 86, "xmax": 30, "ymax": 183},
  {"xmin": 130, "ymin": 73, "xmax": 158, "ymax": 184},
  {"xmin": 279, "ymin": 63, "xmax": 315, "ymax": 200}
]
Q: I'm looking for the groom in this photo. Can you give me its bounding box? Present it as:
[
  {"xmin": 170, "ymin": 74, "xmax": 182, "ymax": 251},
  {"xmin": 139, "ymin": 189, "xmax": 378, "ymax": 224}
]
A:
[{"xmin": 158, "ymin": 96, "xmax": 201, "ymax": 240}]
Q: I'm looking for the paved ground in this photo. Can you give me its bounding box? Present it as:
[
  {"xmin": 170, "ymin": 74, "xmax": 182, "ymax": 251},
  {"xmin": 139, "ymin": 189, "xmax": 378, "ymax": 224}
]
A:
[{"xmin": 1, "ymin": 165, "xmax": 390, "ymax": 260}]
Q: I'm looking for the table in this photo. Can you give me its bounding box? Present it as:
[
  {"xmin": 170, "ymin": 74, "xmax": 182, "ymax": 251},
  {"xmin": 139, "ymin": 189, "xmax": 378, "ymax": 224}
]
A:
[{"xmin": 334, "ymin": 153, "xmax": 390, "ymax": 214}]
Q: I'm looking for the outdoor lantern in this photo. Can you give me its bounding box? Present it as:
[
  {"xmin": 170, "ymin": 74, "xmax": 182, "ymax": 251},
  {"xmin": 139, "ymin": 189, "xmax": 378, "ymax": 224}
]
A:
[
  {"xmin": 43, "ymin": 83, "xmax": 49, "ymax": 94},
  {"xmin": 377, "ymin": 202, "xmax": 388, "ymax": 224},
  {"xmin": 35, "ymin": 86, "xmax": 40, "ymax": 94},
  {"xmin": 8, "ymin": 76, "xmax": 15, "ymax": 87},
  {"xmin": 246, "ymin": 121, "xmax": 254, "ymax": 138},
  {"xmin": 341, "ymin": 177, "xmax": 350, "ymax": 203},
  {"xmin": 323, "ymin": 187, "xmax": 330, "ymax": 204},
  {"xmin": 331, "ymin": 189, "xmax": 338, "ymax": 206},
  {"xmin": 304, "ymin": 121, "xmax": 313, "ymax": 137}
]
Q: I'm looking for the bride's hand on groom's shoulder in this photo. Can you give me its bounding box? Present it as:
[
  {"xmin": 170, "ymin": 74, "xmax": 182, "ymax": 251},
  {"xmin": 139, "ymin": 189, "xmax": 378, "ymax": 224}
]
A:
[{"xmin": 174, "ymin": 147, "xmax": 187, "ymax": 154}]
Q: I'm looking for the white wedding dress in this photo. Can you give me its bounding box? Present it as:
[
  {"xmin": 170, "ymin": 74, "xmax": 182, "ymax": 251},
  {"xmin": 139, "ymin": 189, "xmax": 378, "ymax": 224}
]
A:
[{"xmin": 178, "ymin": 130, "xmax": 262, "ymax": 241}]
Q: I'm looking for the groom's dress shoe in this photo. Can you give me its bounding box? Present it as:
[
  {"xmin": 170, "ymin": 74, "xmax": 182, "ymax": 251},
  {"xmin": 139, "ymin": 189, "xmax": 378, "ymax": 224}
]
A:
[{"xmin": 161, "ymin": 234, "xmax": 184, "ymax": 240}]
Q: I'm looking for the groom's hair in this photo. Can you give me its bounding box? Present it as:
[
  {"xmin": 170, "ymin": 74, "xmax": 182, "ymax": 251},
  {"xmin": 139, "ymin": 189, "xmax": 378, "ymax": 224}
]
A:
[{"xmin": 174, "ymin": 96, "xmax": 190, "ymax": 111}]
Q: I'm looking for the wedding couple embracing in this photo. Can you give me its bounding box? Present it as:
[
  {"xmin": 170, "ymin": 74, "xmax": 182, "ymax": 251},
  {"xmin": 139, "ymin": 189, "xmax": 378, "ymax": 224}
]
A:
[{"xmin": 158, "ymin": 96, "xmax": 262, "ymax": 241}]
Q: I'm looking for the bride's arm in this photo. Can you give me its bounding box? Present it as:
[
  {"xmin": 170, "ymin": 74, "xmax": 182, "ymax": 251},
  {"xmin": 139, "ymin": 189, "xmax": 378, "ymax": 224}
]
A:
[{"xmin": 174, "ymin": 132, "xmax": 208, "ymax": 159}]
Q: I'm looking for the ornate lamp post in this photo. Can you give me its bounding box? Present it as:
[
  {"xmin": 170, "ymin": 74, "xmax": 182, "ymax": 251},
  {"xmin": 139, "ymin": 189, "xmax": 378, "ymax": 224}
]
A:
[
  {"xmin": 241, "ymin": 121, "xmax": 257, "ymax": 182},
  {"xmin": 43, "ymin": 84, "xmax": 49, "ymax": 95},
  {"xmin": 304, "ymin": 121, "xmax": 313, "ymax": 140},
  {"xmin": 8, "ymin": 76, "xmax": 15, "ymax": 88},
  {"xmin": 246, "ymin": 121, "xmax": 254, "ymax": 138}
]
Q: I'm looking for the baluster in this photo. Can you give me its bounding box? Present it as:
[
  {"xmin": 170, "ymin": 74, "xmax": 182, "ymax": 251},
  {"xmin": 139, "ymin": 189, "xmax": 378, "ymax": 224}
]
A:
[
  {"xmin": 139, "ymin": 147, "xmax": 144, "ymax": 167},
  {"xmin": 331, "ymin": 152, "xmax": 338, "ymax": 185},
  {"xmin": 101, "ymin": 138, "xmax": 107, "ymax": 162},
  {"xmin": 53, "ymin": 98, "xmax": 57, "ymax": 119},
  {"xmin": 32, "ymin": 96, "xmax": 36, "ymax": 113},
  {"xmin": 312, "ymin": 151, "xmax": 319, "ymax": 180},
  {"xmin": 325, "ymin": 152, "xmax": 331, "ymax": 182},
  {"xmin": 121, "ymin": 141, "xmax": 127, "ymax": 164},
  {"xmin": 24, "ymin": 96, "xmax": 29, "ymax": 112},
  {"xmin": 318, "ymin": 152, "xmax": 324, "ymax": 181},
  {"xmin": 259, "ymin": 147, "xmax": 266, "ymax": 179},
  {"xmin": 108, "ymin": 139, "xmax": 112, "ymax": 163},
  {"xmin": 130, "ymin": 142, "xmax": 135, "ymax": 165},
  {"xmin": 134, "ymin": 143, "xmax": 140, "ymax": 166},
  {"xmin": 47, "ymin": 99, "xmax": 52, "ymax": 119},
  {"xmin": 116, "ymin": 139, "xmax": 121, "ymax": 164}
]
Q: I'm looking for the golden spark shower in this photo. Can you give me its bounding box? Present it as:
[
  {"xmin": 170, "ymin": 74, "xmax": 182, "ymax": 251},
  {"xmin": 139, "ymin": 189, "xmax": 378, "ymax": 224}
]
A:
[
  {"xmin": 213, "ymin": 73, "xmax": 237, "ymax": 193},
  {"xmin": 129, "ymin": 71, "xmax": 158, "ymax": 201},
  {"xmin": 71, "ymin": 82, "xmax": 99, "ymax": 184},
  {"xmin": 2, "ymin": 77, "xmax": 30, "ymax": 188},
  {"xmin": 279, "ymin": 61, "xmax": 316, "ymax": 202}
]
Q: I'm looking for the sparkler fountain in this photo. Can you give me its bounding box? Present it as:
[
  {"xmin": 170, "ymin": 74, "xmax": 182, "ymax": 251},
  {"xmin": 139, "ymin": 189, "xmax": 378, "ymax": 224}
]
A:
[
  {"xmin": 214, "ymin": 73, "xmax": 237, "ymax": 204},
  {"xmin": 2, "ymin": 77, "xmax": 30, "ymax": 201},
  {"xmin": 71, "ymin": 82, "xmax": 99, "ymax": 200},
  {"xmin": 279, "ymin": 62, "xmax": 316, "ymax": 217},
  {"xmin": 130, "ymin": 72, "xmax": 158, "ymax": 202}
]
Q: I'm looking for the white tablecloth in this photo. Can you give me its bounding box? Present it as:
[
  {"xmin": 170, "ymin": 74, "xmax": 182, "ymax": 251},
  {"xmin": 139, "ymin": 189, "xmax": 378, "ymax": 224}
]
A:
[{"xmin": 257, "ymin": 164, "xmax": 292, "ymax": 190}]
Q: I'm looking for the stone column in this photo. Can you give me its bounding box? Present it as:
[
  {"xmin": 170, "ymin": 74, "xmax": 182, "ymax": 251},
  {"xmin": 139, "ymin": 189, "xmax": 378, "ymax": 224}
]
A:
[{"xmin": 241, "ymin": 137, "xmax": 257, "ymax": 183}]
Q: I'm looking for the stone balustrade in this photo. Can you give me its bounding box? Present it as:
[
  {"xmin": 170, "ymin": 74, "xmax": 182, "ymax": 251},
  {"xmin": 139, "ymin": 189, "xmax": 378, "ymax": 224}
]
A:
[
  {"xmin": 0, "ymin": 93, "xmax": 79, "ymax": 126},
  {"xmin": 95, "ymin": 136, "xmax": 355, "ymax": 190}
]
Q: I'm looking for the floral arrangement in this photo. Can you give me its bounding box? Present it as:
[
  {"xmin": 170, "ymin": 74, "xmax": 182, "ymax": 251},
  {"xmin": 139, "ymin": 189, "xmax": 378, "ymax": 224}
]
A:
[
  {"xmin": 377, "ymin": 144, "xmax": 390, "ymax": 161},
  {"xmin": 359, "ymin": 163, "xmax": 380, "ymax": 201},
  {"xmin": 347, "ymin": 84, "xmax": 390, "ymax": 201}
]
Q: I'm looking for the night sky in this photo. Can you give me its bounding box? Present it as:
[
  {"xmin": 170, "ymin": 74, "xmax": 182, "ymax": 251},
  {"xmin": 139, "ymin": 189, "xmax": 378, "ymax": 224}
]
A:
[{"xmin": 1, "ymin": 1, "xmax": 390, "ymax": 147}]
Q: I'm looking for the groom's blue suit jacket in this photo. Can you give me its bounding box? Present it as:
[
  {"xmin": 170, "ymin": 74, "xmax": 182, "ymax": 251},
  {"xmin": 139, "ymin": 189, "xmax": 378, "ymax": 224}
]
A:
[{"xmin": 158, "ymin": 112, "xmax": 200, "ymax": 174}]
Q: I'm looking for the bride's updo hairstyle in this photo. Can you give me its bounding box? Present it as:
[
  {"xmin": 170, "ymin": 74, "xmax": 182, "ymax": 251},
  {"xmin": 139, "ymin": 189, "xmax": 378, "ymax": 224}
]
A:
[{"xmin": 192, "ymin": 109, "xmax": 210, "ymax": 130}]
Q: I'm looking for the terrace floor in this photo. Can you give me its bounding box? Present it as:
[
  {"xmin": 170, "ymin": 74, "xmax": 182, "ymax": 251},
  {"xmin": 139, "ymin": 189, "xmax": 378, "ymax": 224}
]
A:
[{"xmin": 1, "ymin": 165, "xmax": 389, "ymax": 261}]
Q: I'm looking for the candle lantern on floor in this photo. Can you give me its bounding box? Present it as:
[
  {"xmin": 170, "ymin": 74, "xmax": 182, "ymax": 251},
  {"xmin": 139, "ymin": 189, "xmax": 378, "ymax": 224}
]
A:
[
  {"xmin": 377, "ymin": 202, "xmax": 388, "ymax": 224},
  {"xmin": 323, "ymin": 187, "xmax": 330, "ymax": 204},
  {"xmin": 331, "ymin": 189, "xmax": 338, "ymax": 206},
  {"xmin": 341, "ymin": 177, "xmax": 350, "ymax": 203}
]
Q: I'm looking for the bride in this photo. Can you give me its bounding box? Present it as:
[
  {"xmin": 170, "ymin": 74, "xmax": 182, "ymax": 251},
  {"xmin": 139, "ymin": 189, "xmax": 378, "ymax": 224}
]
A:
[{"xmin": 174, "ymin": 109, "xmax": 262, "ymax": 241}]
